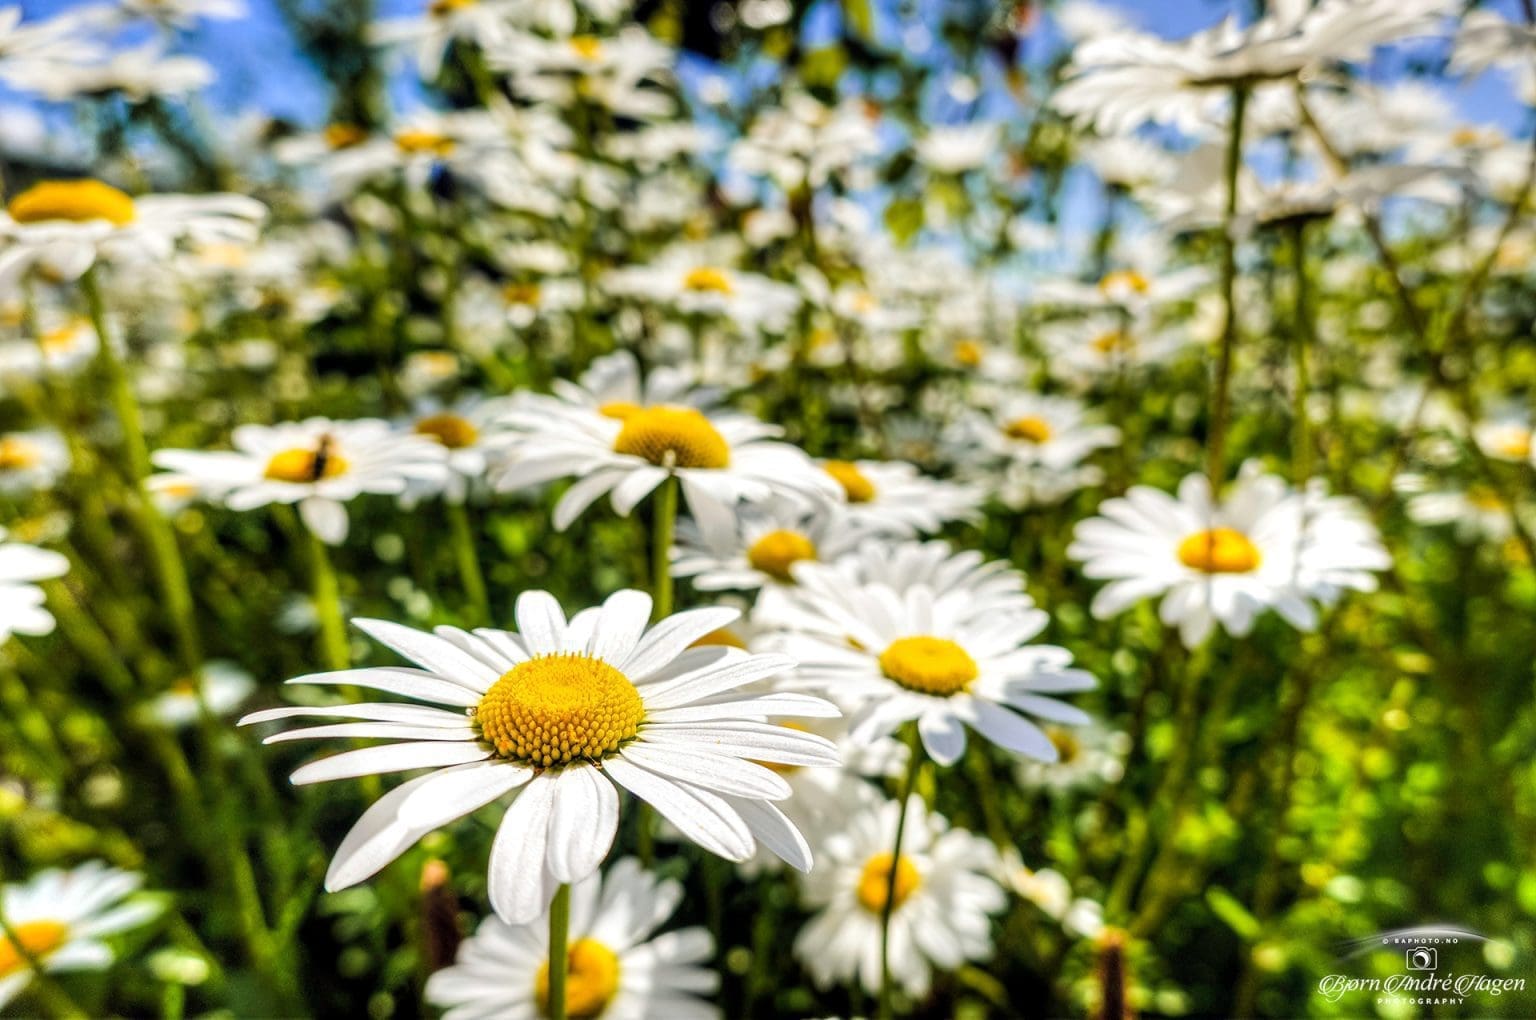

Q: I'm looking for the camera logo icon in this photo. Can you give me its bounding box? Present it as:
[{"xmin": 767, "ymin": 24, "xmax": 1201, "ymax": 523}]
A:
[{"xmin": 1406, "ymin": 946, "xmax": 1438, "ymax": 971}]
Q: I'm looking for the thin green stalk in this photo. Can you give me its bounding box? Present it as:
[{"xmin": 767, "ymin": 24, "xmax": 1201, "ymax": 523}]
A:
[
  {"xmin": 1206, "ymin": 85, "xmax": 1249, "ymax": 491},
  {"xmin": 1290, "ymin": 221, "xmax": 1313, "ymax": 485},
  {"xmin": 307, "ymin": 527, "xmax": 351, "ymax": 671},
  {"xmin": 547, "ymin": 883, "xmax": 572, "ymax": 1020},
  {"xmin": 878, "ymin": 741, "xmax": 923, "ymax": 1020},
  {"xmin": 651, "ymin": 475, "xmax": 678, "ymax": 621},
  {"xmin": 80, "ymin": 266, "xmax": 203, "ymax": 674},
  {"xmin": 445, "ymin": 500, "xmax": 491, "ymax": 626}
]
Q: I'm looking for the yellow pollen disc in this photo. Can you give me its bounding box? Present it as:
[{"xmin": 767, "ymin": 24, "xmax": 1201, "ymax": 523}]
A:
[
  {"xmin": 475, "ymin": 653, "xmax": 644, "ymax": 767},
  {"xmin": 8, "ymin": 180, "xmax": 136, "ymax": 226},
  {"xmin": 823, "ymin": 460, "xmax": 876, "ymax": 503},
  {"xmin": 598, "ymin": 400, "xmax": 641, "ymax": 421},
  {"xmin": 613, "ymin": 406, "xmax": 730, "ymax": 469},
  {"xmin": 1177, "ymin": 527, "xmax": 1261, "ymax": 574},
  {"xmin": 952, "ymin": 339, "xmax": 984, "ymax": 368},
  {"xmin": 691, "ymin": 626, "xmax": 746, "ymax": 649},
  {"xmin": 1046, "ymin": 727, "xmax": 1080, "ymax": 764},
  {"xmin": 1098, "ymin": 269, "xmax": 1148, "ymax": 296},
  {"xmin": 1492, "ymin": 430, "xmax": 1532, "ymax": 461},
  {"xmin": 569, "ymin": 35, "xmax": 605, "ymax": 60},
  {"xmin": 849, "ymin": 290, "xmax": 877, "ymax": 314},
  {"xmin": 1449, "ymin": 125, "xmax": 1484, "ymax": 147},
  {"xmin": 40, "ymin": 322, "xmax": 84, "ymax": 353},
  {"xmin": 429, "ymin": 0, "xmax": 476, "ymax": 14},
  {"xmin": 263, "ymin": 446, "xmax": 350, "ymax": 483},
  {"xmin": 747, "ymin": 529, "xmax": 817, "ymax": 582},
  {"xmin": 1004, "ymin": 415, "xmax": 1053, "ymax": 444},
  {"xmin": 1467, "ymin": 485, "xmax": 1506, "ymax": 511},
  {"xmin": 1090, "ymin": 329, "xmax": 1131, "ymax": 354},
  {"xmin": 394, "ymin": 130, "xmax": 456, "ymax": 157},
  {"xmin": 856, "ymin": 853, "xmax": 922, "ymax": 914},
  {"xmin": 414, "ymin": 412, "xmax": 479, "ymax": 449},
  {"xmin": 0, "ymin": 436, "xmax": 40, "ymax": 471},
  {"xmin": 878, "ymin": 636, "xmax": 978, "ymax": 697},
  {"xmin": 502, "ymin": 281, "xmax": 541, "ymax": 306},
  {"xmin": 535, "ymin": 938, "xmax": 620, "ymax": 1019},
  {"xmin": 681, "ymin": 266, "xmax": 734, "ymax": 294},
  {"xmin": 323, "ymin": 122, "xmax": 368, "ymax": 149},
  {"xmin": 0, "ymin": 920, "xmax": 69, "ymax": 978}
]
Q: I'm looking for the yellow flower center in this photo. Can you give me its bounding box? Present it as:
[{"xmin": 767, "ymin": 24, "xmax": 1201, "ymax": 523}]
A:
[
  {"xmin": 0, "ymin": 920, "xmax": 69, "ymax": 978},
  {"xmin": 503, "ymin": 281, "xmax": 542, "ymax": 306},
  {"xmin": 429, "ymin": 0, "xmax": 476, "ymax": 15},
  {"xmin": 535, "ymin": 938, "xmax": 619, "ymax": 1019},
  {"xmin": 856, "ymin": 853, "xmax": 922, "ymax": 914},
  {"xmin": 1090, "ymin": 329, "xmax": 1131, "ymax": 354},
  {"xmin": 1490, "ymin": 430, "xmax": 1532, "ymax": 461},
  {"xmin": 690, "ymin": 626, "xmax": 747, "ymax": 649},
  {"xmin": 8, "ymin": 180, "xmax": 136, "ymax": 226},
  {"xmin": 823, "ymin": 460, "xmax": 876, "ymax": 503},
  {"xmin": 1098, "ymin": 269, "xmax": 1149, "ymax": 296},
  {"xmin": 323, "ymin": 122, "xmax": 368, "ymax": 149},
  {"xmin": 394, "ymin": 130, "xmax": 456, "ymax": 157},
  {"xmin": 569, "ymin": 35, "xmax": 605, "ymax": 61},
  {"xmin": 1046, "ymin": 727, "xmax": 1081, "ymax": 765},
  {"xmin": 1467, "ymin": 485, "xmax": 1506, "ymax": 511},
  {"xmin": 1004, "ymin": 415, "xmax": 1053, "ymax": 443},
  {"xmin": 263, "ymin": 445, "xmax": 350, "ymax": 483},
  {"xmin": 747, "ymin": 529, "xmax": 817, "ymax": 582},
  {"xmin": 1176, "ymin": 527, "xmax": 1261, "ymax": 574},
  {"xmin": 39, "ymin": 321, "xmax": 85, "ymax": 353},
  {"xmin": 598, "ymin": 401, "xmax": 641, "ymax": 421},
  {"xmin": 878, "ymin": 636, "xmax": 978, "ymax": 697},
  {"xmin": 612, "ymin": 406, "xmax": 730, "ymax": 469},
  {"xmin": 0, "ymin": 436, "xmax": 40, "ymax": 471},
  {"xmin": 952, "ymin": 339, "xmax": 984, "ymax": 368},
  {"xmin": 475, "ymin": 654, "xmax": 644, "ymax": 767},
  {"xmin": 681, "ymin": 266, "xmax": 734, "ymax": 295},
  {"xmin": 414, "ymin": 412, "xmax": 479, "ymax": 449}
]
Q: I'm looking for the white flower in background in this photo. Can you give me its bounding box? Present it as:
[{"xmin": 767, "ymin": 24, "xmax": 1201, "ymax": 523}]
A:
[
  {"xmin": 817, "ymin": 458, "xmax": 982, "ymax": 537},
  {"xmin": 728, "ymin": 92, "xmax": 880, "ymax": 190},
  {"xmin": 0, "ymin": 179, "xmax": 265, "ymax": 292},
  {"xmin": 1053, "ymin": 0, "xmax": 1455, "ymax": 136},
  {"xmin": 241, "ymin": 590, "xmax": 840, "ymax": 923},
  {"xmin": 150, "ymin": 417, "xmax": 449, "ymax": 544},
  {"xmin": 671, "ymin": 497, "xmax": 864, "ymax": 602},
  {"xmin": 1068, "ymin": 469, "xmax": 1391, "ymax": 646},
  {"xmin": 425, "ymin": 858, "xmax": 718, "ymax": 1020},
  {"xmin": 604, "ymin": 251, "xmax": 800, "ymax": 334},
  {"xmin": 141, "ymin": 661, "xmax": 256, "ymax": 729},
  {"xmin": 0, "ymin": 7, "xmax": 104, "ymax": 91},
  {"xmin": 0, "ymin": 312, "xmax": 99, "ymax": 381},
  {"xmin": 794, "ymin": 797, "xmax": 1005, "ymax": 996},
  {"xmin": 1014, "ymin": 720, "xmax": 1129, "ymax": 793},
  {"xmin": 277, "ymin": 111, "xmax": 510, "ymax": 193},
  {"xmin": 914, "ymin": 122, "xmax": 1000, "ymax": 174},
  {"xmin": 0, "ymin": 428, "xmax": 69, "ymax": 496},
  {"xmin": 1451, "ymin": 9, "xmax": 1536, "ymax": 87},
  {"xmin": 1398, "ymin": 474, "xmax": 1530, "ymax": 545},
  {"xmin": 775, "ymin": 562, "xmax": 1095, "ymax": 765},
  {"xmin": 1000, "ymin": 856, "xmax": 1105, "ymax": 939},
  {"xmin": 15, "ymin": 42, "xmax": 213, "ymax": 102},
  {"xmin": 1472, "ymin": 413, "xmax": 1534, "ymax": 465},
  {"xmin": 1030, "ymin": 238, "xmax": 1211, "ymax": 318},
  {"xmin": 821, "ymin": 539, "xmax": 1037, "ymax": 614},
  {"xmin": 403, "ymin": 396, "xmax": 516, "ymax": 504},
  {"xmin": 369, "ymin": 0, "xmax": 521, "ymax": 80},
  {"xmin": 1036, "ymin": 314, "xmax": 1193, "ymax": 382},
  {"xmin": 85, "ymin": 0, "xmax": 246, "ymax": 30},
  {"xmin": 958, "ymin": 393, "xmax": 1121, "ymax": 473},
  {"xmin": 536, "ymin": 349, "xmax": 717, "ymax": 419},
  {"xmin": 0, "ymin": 862, "xmax": 164, "ymax": 1010},
  {"xmin": 0, "ymin": 527, "xmax": 68, "ymax": 644},
  {"xmin": 1080, "ymin": 135, "xmax": 1176, "ymax": 191},
  {"xmin": 488, "ymin": 29, "xmax": 677, "ymax": 120},
  {"xmin": 492, "ymin": 400, "xmax": 840, "ymax": 535}
]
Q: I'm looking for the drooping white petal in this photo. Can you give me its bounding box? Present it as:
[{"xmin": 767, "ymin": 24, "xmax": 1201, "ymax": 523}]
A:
[
  {"xmin": 544, "ymin": 765, "xmax": 620, "ymax": 883},
  {"xmin": 488, "ymin": 773, "xmax": 558, "ymax": 923}
]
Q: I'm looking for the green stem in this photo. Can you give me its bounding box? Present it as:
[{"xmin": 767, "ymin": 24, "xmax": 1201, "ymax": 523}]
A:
[
  {"xmin": 878, "ymin": 741, "xmax": 923, "ymax": 1020},
  {"xmin": 651, "ymin": 475, "xmax": 678, "ymax": 621},
  {"xmin": 1206, "ymin": 85, "xmax": 1249, "ymax": 491},
  {"xmin": 307, "ymin": 527, "xmax": 350, "ymax": 671},
  {"xmin": 547, "ymin": 883, "xmax": 571, "ymax": 1020},
  {"xmin": 81, "ymin": 266, "xmax": 203, "ymax": 673},
  {"xmin": 445, "ymin": 500, "xmax": 491, "ymax": 627},
  {"xmin": 1290, "ymin": 220, "xmax": 1313, "ymax": 485}
]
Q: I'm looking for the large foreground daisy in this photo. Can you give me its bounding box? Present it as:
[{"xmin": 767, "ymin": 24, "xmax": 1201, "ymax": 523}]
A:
[
  {"xmin": 1067, "ymin": 469, "xmax": 1390, "ymax": 646},
  {"xmin": 425, "ymin": 857, "xmax": 718, "ymax": 1020},
  {"xmin": 773, "ymin": 562, "xmax": 1096, "ymax": 765},
  {"xmin": 0, "ymin": 863, "xmax": 163, "ymax": 1010},
  {"xmin": 241, "ymin": 589, "xmax": 840, "ymax": 923}
]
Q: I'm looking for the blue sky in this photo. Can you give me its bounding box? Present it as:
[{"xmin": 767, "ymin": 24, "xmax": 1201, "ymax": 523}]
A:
[{"xmin": 11, "ymin": 0, "xmax": 1534, "ymax": 131}]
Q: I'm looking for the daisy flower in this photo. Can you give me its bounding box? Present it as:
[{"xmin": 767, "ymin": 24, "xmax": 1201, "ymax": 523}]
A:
[
  {"xmin": 1472, "ymin": 413, "xmax": 1534, "ymax": 465},
  {"xmin": 403, "ymin": 396, "xmax": 516, "ymax": 504},
  {"xmin": 603, "ymin": 250, "xmax": 801, "ymax": 334},
  {"xmin": 1067, "ymin": 470, "xmax": 1391, "ymax": 646},
  {"xmin": 140, "ymin": 661, "xmax": 256, "ymax": 729},
  {"xmin": 0, "ymin": 428, "xmax": 69, "ymax": 496},
  {"xmin": 670, "ymin": 498, "xmax": 865, "ymax": 596},
  {"xmin": 488, "ymin": 29, "xmax": 678, "ymax": 120},
  {"xmin": 240, "ymin": 589, "xmax": 840, "ymax": 923},
  {"xmin": 1399, "ymin": 475, "xmax": 1531, "ymax": 545},
  {"xmin": 425, "ymin": 857, "xmax": 717, "ymax": 1020},
  {"xmin": 1014, "ymin": 720, "xmax": 1129, "ymax": 793},
  {"xmin": 793, "ymin": 796, "xmax": 1004, "ymax": 996},
  {"xmin": 369, "ymin": 0, "xmax": 521, "ymax": 80},
  {"xmin": 150, "ymin": 417, "xmax": 449, "ymax": 544},
  {"xmin": 492, "ymin": 401, "xmax": 840, "ymax": 536},
  {"xmin": 816, "ymin": 538, "xmax": 1037, "ymax": 616},
  {"xmin": 0, "ymin": 862, "xmax": 163, "ymax": 1011},
  {"xmin": 961, "ymin": 393, "xmax": 1120, "ymax": 471},
  {"xmin": 541, "ymin": 349, "xmax": 717, "ymax": 418},
  {"xmin": 0, "ymin": 179, "xmax": 264, "ymax": 292},
  {"xmin": 818, "ymin": 458, "xmax": 982, "ymax": 537},
  {"xmin": 774, "ymin": 561, "xmax": 1096, "ymax": 765},
  {"xmin": 0, "ymin": 526, "xmax": 68, "ymax": 644}
]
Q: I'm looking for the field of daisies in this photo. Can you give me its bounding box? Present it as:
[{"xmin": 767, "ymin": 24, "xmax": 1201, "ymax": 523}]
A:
[{"xmin": 2, "ymin": 0, "xmax": 1536, "ymax": 1016}]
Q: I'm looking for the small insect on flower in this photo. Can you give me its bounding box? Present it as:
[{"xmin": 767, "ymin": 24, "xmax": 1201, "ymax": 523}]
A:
[{"xmin": 241, "ymin": 590, "xmax": 841, "ymax": 923}]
